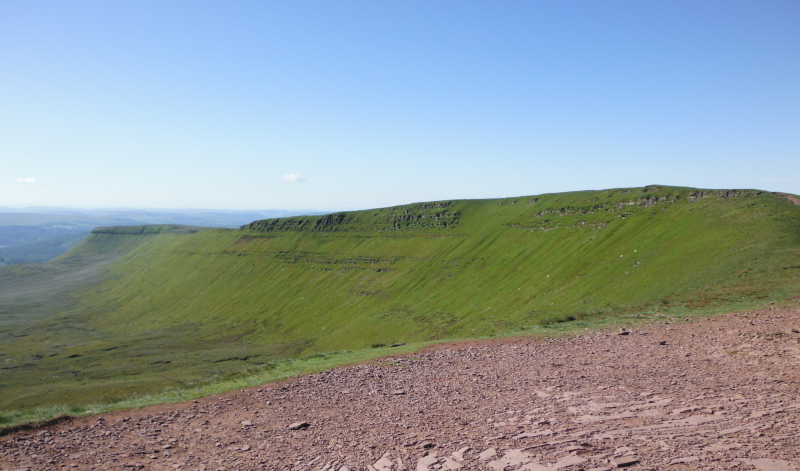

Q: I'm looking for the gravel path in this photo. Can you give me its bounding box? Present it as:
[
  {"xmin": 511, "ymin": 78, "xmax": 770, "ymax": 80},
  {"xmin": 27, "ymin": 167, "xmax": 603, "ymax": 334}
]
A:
[{"xmin": 2, "ymin": 307, "xmax": 800, "ymax": 471}]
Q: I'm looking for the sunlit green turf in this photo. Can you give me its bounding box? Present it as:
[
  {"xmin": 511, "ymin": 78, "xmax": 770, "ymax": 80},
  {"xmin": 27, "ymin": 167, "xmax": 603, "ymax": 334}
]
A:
[{"xmin": 2, "ymin": 185, "xmax": 799, "ymax": 427}]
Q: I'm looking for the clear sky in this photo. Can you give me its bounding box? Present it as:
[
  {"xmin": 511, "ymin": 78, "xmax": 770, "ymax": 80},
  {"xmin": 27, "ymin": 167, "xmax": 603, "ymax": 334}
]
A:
[{"xmin": 1, "ymin": 1, "xmax": 798, "ymax": 211}]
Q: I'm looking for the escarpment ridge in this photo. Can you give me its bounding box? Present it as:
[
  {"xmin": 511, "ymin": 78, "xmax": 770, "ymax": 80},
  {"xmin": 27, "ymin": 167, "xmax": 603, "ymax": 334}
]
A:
[{"xmin": 1, "ymin": 185, "xmax": 799, "ymax": 419}]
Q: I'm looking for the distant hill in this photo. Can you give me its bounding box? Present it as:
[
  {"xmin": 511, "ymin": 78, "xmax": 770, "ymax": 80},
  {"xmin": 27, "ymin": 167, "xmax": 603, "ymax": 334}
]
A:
[
  {"xmin": 0, "ymin": 208, "xmax": 327, "ymax": 264},
  {"xmin": 1, "ymin": 185, "xmax": 799, "ymax": 415}
]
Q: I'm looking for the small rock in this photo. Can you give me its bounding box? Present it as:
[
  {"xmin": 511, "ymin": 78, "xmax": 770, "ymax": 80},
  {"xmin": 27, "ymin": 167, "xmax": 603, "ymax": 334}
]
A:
[
  {"xmin": 240, "ymin": 420, "xmax": 253, "ymax": 427},
  {"xmin": 288, "ymin": 421, "xmax": 310, "ymax": 430},
  {"xmin": 479, "ymin": 448, "xmax": 497, "ymax": 460},
  {"xmin": 618, "ymin": 328, "xmax": 630, "ymax": 336},
  {"xmin": 669, "ymin": 456, "xmax": 698, "ymax": 465}
]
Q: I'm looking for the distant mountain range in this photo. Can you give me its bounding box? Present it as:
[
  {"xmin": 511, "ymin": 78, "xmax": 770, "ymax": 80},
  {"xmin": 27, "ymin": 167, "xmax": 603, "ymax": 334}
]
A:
[{"xmin": 0, "ymin": 208, "xmax": 328, "ymax": 264}]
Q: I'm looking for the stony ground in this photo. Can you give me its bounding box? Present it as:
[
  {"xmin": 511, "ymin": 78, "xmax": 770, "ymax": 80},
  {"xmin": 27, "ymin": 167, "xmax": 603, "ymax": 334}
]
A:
[{"xmin": 2, "ymin": 306, "xmax": 800, "ymax": 471}]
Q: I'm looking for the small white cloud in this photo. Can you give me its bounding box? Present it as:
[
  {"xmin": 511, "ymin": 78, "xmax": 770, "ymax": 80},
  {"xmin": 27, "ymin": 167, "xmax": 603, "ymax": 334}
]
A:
[
  {"xmin": 16, "ymin": 177, "xmax": 38, "ymax": 184},
  {"xmin": 282, "ymin": 173, "xmax": 305, "ymax": 183}
]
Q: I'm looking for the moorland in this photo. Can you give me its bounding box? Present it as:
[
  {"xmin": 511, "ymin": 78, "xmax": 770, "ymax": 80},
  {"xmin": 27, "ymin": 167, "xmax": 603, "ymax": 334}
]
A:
[{"xmin": 1, "ymin": 185, "xmax": 799, "ymax": 429}]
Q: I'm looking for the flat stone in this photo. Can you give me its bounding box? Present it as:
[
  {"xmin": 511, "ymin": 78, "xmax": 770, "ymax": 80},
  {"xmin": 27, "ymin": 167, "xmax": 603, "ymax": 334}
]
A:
[
  {"xmin": 682, "ymin": 414, "xmax": 722, "ymax": 425},
  {"xmin": 288, "ymin": 421, "xmax": 310, "ymax": 430},
  {"xmin": 479, "ymin": 448, "xmax": 497, "ymax": 460},
  {"xmin": 705, "ymin": 442, "xmax": 743, "ymax": 451},
  {"xmin": 746, "ymin": 458, "xmax": 797, "ymax": 471},
  {"xmin": 513, "ymin": 429, "xmax": 554, "ymax": 439},
  {"xmin": 240, "ymin": 420, "xmax": 253, "ymax": 427},
  {"xmin": 610, "ymin": 456, "xmax": 639, "ymax": 468},
  {"xmin": 373, "ymin": 456, "xmax": 393, "ymax": 471},
  {"xmin": 551, "ymin": 455, "xmax": 587, "ymax": 469},
  {"xmin": 451, "ymin": 447, "xmax": 470, "ymax": 462},
  {"xmin": 670, "ymin": 407, "xmax": 699, "ymax": 415},
  {"xmin": 669, "ymin": 456, "xmax": 698, "ymax": 465},
  {"xmin": 488, "ymin": 449, "xmax": 533, "ymax": 469},
  {"xmin": 519, "ymin": 462, "xmax": 552, "ymax": 471},
  {"xmin": 441, "ymin": 457, "xmax": 463, "ymax": 470},
  {"xmin": 718, "ymin": 425, "xmax": 747, "ymax": 435},
  {"xmin": 487, "ymin": 460, "xmax": 509, "ymax": 470},
  {"xmin": 416, "ymin": 454, "xmax": 439, "ymax": 471}
]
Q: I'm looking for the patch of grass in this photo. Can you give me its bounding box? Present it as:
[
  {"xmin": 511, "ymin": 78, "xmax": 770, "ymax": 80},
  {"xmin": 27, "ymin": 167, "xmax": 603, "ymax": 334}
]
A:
[{"xmin": 0, "ymin": 342, "xmax": 425, "ymax": 431}]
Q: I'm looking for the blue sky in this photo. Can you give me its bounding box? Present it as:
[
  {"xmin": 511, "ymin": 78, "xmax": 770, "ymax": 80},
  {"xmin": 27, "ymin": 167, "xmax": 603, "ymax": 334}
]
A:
[{"xmin": 2, "ymin": 1, "xmax": 798, "ymax": 210}]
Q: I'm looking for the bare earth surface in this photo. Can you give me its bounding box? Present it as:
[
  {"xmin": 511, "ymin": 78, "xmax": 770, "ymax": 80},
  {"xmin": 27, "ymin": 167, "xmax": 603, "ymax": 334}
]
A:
[{"xmin": 2, "ymin": 307, "xmax": 800, "ymax": 471}]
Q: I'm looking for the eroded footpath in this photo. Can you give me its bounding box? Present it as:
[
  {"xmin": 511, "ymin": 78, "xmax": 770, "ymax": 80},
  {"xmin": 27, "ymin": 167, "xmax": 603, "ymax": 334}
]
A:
[{"xmin": 2, "ymin": 307, "xmax": 800, "ymax": 471}]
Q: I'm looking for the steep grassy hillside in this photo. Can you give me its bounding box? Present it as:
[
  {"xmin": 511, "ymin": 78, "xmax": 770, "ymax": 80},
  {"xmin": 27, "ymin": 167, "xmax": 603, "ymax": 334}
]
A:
[
  {"xmin": 2, "ymin": 186, "xmax": 799, "ymax": 418},
  {"xmin": 0, "ymin": 226, "xmax": 204, "ymax": 328}
]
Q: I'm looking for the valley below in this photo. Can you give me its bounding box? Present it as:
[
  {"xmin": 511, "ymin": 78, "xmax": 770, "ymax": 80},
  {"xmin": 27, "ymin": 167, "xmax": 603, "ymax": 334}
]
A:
[{"xmin": 2, "ymin": 306, "xmax": 799, "ymax": 470}]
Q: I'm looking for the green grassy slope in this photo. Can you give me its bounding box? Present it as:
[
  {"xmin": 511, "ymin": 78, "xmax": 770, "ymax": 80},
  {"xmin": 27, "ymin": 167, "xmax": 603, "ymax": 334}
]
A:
[
  {"xmin": 0, "ymin": 225, "xmax": 203, "ymax": 329},
  {"xmin": 2, "ymin": 186, "xmax": 799, "ymax": 415},
  {"xmin": 0, "ymin": 225, "xmax": 208, "ymax": 411}
]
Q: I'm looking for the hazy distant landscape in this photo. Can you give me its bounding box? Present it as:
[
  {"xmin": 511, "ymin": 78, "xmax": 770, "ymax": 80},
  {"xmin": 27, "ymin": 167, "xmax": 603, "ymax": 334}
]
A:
[{"xmin": 0, "ymin": 208, "xmax": 327, "ymax": 265}]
